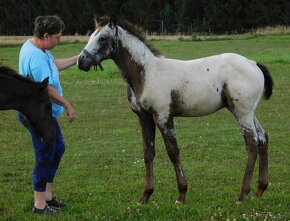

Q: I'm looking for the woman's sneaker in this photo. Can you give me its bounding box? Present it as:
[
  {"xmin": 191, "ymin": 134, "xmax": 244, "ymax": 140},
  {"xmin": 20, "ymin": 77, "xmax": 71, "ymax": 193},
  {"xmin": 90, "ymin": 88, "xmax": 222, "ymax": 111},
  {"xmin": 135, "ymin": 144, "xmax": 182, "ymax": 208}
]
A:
[
  {"xmin": 32, "ymin": 205, "xmax": 59, "ymax": 214},
  {"xmin": 46, "ymin": 197, "xmax": 66, "ymax": 209}
]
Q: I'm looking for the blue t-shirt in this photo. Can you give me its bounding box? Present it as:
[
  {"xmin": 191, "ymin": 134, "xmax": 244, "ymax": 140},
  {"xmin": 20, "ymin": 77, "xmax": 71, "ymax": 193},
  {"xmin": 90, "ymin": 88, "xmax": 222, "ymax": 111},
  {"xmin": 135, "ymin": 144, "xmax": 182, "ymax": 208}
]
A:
[{"xmin": 19, "ymin": 39, "xmax": 64, "ymax": 117}]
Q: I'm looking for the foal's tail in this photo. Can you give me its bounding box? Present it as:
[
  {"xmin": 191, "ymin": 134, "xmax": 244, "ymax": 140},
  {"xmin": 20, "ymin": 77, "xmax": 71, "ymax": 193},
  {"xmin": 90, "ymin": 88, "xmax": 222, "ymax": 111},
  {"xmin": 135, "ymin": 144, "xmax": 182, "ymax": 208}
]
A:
[{"xmin": 257, "ymin": 63, "xmax": 274, "ymax": 100}]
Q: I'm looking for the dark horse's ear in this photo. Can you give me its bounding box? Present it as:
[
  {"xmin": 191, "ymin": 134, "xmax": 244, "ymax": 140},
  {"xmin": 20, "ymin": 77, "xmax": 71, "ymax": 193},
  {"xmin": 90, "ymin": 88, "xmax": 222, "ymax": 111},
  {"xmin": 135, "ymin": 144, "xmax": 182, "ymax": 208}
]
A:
[
  {"xmin": 109, "ymin": 15, "xmax": 117, "ymax": 28},
  {"xmin": 40, "ymin": 77, "xmax": 49, "ymax": 91}
]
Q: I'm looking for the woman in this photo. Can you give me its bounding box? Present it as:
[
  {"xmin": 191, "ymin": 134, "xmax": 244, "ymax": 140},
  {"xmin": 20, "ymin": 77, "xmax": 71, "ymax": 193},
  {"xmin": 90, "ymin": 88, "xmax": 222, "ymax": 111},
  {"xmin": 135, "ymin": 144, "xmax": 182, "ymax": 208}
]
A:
[{"xmin": 18, "ymin": 15, "xmax": 78, "ymax": 214}]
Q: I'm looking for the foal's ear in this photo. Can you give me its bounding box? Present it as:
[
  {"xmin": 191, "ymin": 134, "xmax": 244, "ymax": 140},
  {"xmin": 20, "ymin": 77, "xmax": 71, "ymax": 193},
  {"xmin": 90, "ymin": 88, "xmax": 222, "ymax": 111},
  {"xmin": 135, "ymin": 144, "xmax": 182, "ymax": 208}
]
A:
[
  {"xmin": 40, "ymin": 77, "xmax": 49, "ymax": 90},
  {"xmin": 94, "ymin": 15, "xmax": 101, "ymax": 27},
  {"xmin": 109, "ymin": 15, "xmax": 117, "ymax": 28}
]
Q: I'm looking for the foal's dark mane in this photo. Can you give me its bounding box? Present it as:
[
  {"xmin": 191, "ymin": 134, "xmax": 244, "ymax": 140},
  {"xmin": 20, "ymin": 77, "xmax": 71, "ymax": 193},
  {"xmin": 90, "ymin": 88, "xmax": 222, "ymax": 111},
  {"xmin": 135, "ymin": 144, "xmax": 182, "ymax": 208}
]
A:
[
  {"xmin": 96, "ymin": 16, "xmax": 161, "ymax": 56},
  {"xmin": 0, "ymin": 65, "xmax": 36, "ymax": 85}
]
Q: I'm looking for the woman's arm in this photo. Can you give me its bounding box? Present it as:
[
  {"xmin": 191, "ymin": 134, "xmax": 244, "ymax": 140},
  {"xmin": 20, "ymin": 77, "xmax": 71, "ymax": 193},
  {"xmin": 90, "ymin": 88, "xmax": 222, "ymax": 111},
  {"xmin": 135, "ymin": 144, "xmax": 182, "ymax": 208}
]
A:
[
  {"xmin": 47, "ymin": 85, "xmax": 76, "ymax": 123},
  {"xmin": 54, "ymin": 55, "xmax": 79, "ymax": 71}
]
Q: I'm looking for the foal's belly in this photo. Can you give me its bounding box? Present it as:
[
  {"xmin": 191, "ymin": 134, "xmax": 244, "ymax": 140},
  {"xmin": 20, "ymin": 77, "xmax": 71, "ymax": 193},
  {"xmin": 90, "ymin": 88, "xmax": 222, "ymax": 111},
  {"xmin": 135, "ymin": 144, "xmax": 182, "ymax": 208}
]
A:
[
  {"xmin": 176, "ymin": 103, "xmax": 223, "ymax": 117},
  {"xmin": 176, "ymin": 103, "xmax": 224, "ymax": 117},
  {"xmin": 174, "ymin": 92, "xmax": 224, "ymax": 117}
]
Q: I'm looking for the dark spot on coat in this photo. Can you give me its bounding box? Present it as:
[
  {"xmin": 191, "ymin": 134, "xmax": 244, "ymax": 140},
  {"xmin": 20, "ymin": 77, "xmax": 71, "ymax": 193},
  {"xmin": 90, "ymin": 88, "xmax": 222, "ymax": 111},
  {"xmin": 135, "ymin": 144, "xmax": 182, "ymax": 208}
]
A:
[
  {"xmin": 170, "ymin": 90, "xmax": 184, "ymax": 116},
  {"xmin": 221, "ymin": 83, "xmax": 235, "ymax": 109},
  {"xmin": 221, "ymin": 83, "xmax": 242, "ymax": 119},
  {"xmin": 113, "ymin": 41, "xmax": 144, "ymax": 96}
]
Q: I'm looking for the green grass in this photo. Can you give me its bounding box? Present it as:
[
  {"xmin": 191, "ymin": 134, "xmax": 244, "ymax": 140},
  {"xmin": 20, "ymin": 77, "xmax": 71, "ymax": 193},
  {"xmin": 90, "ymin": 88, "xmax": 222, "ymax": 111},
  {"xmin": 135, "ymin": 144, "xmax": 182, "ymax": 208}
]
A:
[{"xmin": 0, "ymin": 35, "xmax": 290, "ymax": 220}]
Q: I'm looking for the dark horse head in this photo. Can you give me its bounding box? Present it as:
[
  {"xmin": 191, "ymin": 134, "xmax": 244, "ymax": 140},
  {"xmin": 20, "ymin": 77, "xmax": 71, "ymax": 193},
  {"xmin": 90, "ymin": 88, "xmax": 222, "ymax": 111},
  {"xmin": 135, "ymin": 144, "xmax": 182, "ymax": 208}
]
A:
[{"xmin": 0, "ymin": 66, "xmax": 56, "ymax": 145}]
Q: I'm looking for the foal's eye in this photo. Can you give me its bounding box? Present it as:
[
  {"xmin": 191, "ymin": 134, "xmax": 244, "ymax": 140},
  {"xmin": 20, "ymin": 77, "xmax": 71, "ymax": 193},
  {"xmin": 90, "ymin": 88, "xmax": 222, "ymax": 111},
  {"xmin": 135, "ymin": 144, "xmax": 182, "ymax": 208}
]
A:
[{"xmin": 99, "ymin": 37, "xmax": 106, "ymax": 42}]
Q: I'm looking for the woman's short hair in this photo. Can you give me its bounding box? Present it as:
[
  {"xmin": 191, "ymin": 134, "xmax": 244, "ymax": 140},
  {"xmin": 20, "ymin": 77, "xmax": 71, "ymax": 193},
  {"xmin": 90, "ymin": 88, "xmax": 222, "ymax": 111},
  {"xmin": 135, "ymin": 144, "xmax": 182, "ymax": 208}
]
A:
[{"xmin": 33, "ymin": 15, "xmax": 65, "ymax": 38}]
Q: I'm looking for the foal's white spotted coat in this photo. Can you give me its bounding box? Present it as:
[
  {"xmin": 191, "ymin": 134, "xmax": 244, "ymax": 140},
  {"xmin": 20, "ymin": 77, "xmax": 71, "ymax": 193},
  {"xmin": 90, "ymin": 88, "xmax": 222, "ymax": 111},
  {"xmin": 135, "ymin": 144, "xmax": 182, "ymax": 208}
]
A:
[
  {"xmin": 78, "ymin": 19, "xmax": 272, "ymax": 204},
  {"xmin": 114, "ymin": 26, "xmax": 265, "ymax": 139}
]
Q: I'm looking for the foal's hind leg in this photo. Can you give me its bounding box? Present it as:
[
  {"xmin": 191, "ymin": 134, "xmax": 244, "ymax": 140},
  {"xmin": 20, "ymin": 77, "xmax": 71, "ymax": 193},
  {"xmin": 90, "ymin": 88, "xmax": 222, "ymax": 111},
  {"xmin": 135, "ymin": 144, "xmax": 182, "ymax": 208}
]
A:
[
  {"xmin": 236, "ymin": 114, "xmax": 259, "ymax": 203},
  {"xmin": 253, "ymin": 117, "xmax": 269, "ymax": 197},
  {"xmin": 155, "ymin": 116, "xmax": 188, "ymax": 204}
]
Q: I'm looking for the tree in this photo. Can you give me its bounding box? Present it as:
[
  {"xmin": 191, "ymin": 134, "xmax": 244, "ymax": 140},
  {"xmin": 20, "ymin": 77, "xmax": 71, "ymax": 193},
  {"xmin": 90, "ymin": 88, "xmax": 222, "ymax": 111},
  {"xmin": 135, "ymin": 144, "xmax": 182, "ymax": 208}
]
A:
[
  {"xmin": 174, "ymin": 0, "xmax": 186, "ymax": 33},
  {"xmin": 0, "ymin": 0, "xmax": 290, "ymax": 35},
  {"xmin": 160, "ymin": 3, "xmax": 173, "ymax": 34}
]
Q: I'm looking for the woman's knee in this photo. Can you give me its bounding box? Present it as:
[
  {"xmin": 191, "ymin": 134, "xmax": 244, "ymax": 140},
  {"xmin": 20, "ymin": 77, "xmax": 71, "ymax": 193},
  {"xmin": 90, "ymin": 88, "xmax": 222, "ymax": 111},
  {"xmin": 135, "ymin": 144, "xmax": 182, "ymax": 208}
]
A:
[{"xmin": 56, "ymin": 142, "xmax": 65, "ymax": 158}]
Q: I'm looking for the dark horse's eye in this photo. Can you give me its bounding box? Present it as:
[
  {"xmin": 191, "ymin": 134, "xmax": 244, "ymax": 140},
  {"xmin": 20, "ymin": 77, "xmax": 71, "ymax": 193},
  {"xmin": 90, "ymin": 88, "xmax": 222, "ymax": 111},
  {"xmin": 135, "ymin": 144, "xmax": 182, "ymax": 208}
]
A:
[{"xmin": 99, "ymin": 37, "xmax": 106, "ymax": 43}]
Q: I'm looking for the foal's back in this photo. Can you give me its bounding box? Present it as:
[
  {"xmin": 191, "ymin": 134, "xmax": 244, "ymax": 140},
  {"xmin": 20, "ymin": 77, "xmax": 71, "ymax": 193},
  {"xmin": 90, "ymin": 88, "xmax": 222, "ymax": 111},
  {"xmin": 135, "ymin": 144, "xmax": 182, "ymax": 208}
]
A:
[{"xmin": 142, "ymin": 53, "xmax": 264, "ymax": 117}]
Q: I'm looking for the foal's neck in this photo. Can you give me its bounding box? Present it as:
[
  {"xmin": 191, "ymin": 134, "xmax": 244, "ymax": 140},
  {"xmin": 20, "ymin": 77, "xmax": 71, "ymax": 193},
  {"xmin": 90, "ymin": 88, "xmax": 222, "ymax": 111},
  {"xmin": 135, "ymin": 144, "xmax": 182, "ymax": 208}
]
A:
[
  {"xmin": 112, "ymin": 29, "xmax": 154, "ymax": 94},
  {"xmin": 117, "ymin": 28, "xmax": 155, "ymax": 66}
]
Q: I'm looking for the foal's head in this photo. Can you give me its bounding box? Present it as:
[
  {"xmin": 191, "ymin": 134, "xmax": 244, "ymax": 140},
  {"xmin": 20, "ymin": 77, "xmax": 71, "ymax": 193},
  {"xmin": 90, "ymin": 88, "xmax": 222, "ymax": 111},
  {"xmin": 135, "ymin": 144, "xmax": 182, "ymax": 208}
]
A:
[
  {"xmin": 78, "ymin": 15, "xmax": 161, "ymax": 72},
  {"xmin": 78, "ymin": 16, "xmax": 118, "ymax": 71}
]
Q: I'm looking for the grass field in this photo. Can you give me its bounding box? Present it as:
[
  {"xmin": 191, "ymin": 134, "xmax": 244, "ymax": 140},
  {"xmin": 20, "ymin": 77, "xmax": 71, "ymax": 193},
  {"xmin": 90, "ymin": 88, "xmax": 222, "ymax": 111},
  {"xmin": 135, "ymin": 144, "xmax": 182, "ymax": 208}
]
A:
[{"xmin": 0, "ymin": 35, "xmax": 290, "ymax": 220}]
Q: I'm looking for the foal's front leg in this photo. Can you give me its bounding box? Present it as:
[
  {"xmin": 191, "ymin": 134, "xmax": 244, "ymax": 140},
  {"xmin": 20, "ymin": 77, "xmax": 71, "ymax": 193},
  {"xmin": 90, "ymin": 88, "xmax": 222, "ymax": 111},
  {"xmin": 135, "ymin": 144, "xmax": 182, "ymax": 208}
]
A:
[
  {"xmin": 137, "ymin": 113, "xmax": 156, "ymax": 204},
  {"xmin": 156, "ymin": 116, "xmax": 188, "ymax": 204}
]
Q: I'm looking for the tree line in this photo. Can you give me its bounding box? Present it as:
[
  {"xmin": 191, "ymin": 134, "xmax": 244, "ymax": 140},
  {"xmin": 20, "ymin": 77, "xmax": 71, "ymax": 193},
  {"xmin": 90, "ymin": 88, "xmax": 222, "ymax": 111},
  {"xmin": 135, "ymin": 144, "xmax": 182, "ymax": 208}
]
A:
[{"xmin": 1, "ymin": 0, "xmax": 290, "ymax": 36}]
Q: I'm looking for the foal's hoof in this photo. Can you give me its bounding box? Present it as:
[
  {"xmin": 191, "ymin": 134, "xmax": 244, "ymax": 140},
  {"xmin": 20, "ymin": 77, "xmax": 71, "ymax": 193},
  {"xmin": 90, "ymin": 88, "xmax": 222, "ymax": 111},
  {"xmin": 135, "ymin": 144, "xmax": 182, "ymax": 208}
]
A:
[
  {"xmin": 255, "ymin": 190, "xmax": 264, "ymax": 197},
  {"xmin": 236, "ymin": 195, "xmax": 247, "ymax": 204},
  {"xmin": 138, "ymin": 196, "xmax": 148, "ymax": 205},
  {"xmin": 137, "ymin": 200, "xmax": 146, "ymax": 205},
  {"xmin": 236, "ymin": 200, "xmax": 244, "ymax": 205},
  {"xmin": 255, "ymin": 189, "xmax": 266, "ymax": 198},
  {"xmin": 236, "ymin": 196, "xmax": 247, "ymax": 204},
  {"xmin": 175, "ymin": 200, "xmax": 184, "ymax": 205},
  {"xmin": 175, "ymin": 193, "xmax": 186, "ymax": 204},
  {"xmin": 255, "ymin": 184, "xmax": 268, "ymax": 197}
]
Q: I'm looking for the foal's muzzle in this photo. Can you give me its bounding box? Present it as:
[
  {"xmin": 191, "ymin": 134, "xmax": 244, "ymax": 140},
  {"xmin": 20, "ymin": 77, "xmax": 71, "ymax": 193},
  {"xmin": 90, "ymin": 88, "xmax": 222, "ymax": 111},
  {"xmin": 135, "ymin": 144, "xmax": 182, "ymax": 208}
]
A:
[
  {"xmin": 78, "ymin": 49, "xmax": 104, "ymax": 72},
  {"xmin": 77, "ymin": 55, "xmax": 90, "ymax": 72}
]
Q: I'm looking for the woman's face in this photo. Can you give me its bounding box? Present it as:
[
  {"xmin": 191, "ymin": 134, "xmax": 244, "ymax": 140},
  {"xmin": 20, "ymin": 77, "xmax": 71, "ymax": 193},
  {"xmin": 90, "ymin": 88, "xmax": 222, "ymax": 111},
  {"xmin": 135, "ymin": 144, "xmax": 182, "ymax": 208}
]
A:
[{"xmin": 44, "ymin": 32, "xmax": 62, "ymax": 50}]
